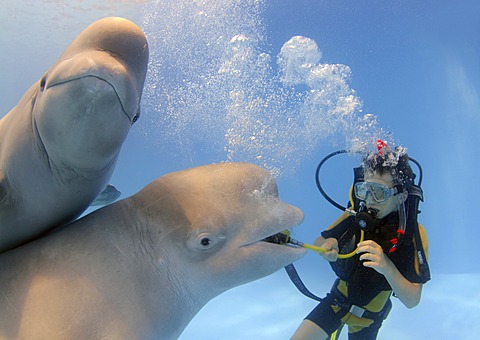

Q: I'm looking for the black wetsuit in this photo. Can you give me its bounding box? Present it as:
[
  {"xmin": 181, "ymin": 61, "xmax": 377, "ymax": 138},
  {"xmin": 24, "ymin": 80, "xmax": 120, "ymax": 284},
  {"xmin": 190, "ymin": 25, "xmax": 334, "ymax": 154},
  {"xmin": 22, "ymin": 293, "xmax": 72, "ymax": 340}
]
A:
[{"xmin": 304, "ymin": 212, "xmax": 429, "ymax": 339}]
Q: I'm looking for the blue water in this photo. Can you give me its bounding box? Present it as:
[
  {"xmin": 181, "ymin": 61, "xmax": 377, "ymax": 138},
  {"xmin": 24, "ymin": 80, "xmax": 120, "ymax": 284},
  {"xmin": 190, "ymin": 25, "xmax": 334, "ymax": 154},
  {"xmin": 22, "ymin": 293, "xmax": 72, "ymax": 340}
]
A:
[{"xmin": 1, "ymin": 1, "xmax": 480, "ymax": 339}]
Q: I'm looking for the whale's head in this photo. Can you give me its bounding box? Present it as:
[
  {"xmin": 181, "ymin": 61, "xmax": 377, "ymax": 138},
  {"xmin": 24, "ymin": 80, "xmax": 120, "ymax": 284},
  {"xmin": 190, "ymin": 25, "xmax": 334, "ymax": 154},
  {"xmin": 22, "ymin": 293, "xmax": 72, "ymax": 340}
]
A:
[
  {"xmin": 25, "ymin": 17, "xmax": 149, "ymax": 179},
  {"xmin": 0, "ymin": 18, "xmax": 148, "ymax": 253},
  {"xmin": 131, "ymin": 162, "xmax": 307, "ymax": 301},
  {"xmin": 36, "ymin": 17, "xmax": 149, "ymax": 124}
]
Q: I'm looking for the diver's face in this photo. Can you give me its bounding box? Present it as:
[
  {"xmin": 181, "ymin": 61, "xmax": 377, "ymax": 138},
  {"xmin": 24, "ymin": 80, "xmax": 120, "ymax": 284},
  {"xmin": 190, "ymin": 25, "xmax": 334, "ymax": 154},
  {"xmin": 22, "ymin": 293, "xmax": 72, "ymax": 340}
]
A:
[{"xmin": 363, "ymin": 171, "xmax": 402, "ymax": 219}]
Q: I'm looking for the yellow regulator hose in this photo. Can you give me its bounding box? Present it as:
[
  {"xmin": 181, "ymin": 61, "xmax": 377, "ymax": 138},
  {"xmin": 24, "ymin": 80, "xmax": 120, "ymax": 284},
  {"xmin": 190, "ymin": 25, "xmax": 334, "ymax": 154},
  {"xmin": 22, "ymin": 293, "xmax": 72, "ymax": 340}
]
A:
[
  {"xmin": 298, "ymin": 229, "xmax": 364, "ymax": 259},
  {"xmin": 291, "ymin": 185, "xmax": 364, "ymax": 259}
]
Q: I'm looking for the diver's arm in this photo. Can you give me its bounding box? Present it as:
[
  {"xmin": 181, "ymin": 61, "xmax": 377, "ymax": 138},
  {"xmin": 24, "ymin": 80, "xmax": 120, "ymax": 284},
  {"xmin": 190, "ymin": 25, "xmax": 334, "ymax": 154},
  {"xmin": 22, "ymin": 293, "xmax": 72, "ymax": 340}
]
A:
[
  {"xmin": 314, "ymin": 236, "xmax": 339, "ymax": 262},
  {"xmin": 357, "ymin": 240, "xmax": 422, "ymax": 308},
  {"xmin": 384, "ymin": 263, "xmax": 423, "ymax": 309}
]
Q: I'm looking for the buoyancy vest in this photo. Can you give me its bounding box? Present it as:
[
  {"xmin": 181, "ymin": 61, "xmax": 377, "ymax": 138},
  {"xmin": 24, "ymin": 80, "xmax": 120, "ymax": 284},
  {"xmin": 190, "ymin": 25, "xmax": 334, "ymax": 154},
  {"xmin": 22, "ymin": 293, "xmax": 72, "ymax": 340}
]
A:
[{"xmin": 322, "ymin": 211, "xmax": 429, "ymax": 307}]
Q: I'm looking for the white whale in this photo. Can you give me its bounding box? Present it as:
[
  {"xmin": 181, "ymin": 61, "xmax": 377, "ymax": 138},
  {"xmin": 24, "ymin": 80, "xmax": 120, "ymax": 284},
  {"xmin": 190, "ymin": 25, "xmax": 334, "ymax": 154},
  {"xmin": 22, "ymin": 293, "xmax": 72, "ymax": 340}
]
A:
[
  {"xmin": 0, "ymin": 162, "xmax": 306, "ymax": 339},
  {"xmin": 0, "ymin": 17, "xmax": 149, "ymax": 252}
]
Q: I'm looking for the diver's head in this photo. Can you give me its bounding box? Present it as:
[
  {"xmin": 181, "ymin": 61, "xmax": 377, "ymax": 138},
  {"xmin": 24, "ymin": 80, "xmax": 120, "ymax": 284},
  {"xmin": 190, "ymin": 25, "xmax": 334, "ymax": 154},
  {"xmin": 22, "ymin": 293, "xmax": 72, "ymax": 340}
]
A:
[
  {"xmin": 356, "ymin": 171, "xmax": 406, "ymax": 218},
  {"xmin": 355, "ymin": 145, "xmax": 412, "ymax": 219}
]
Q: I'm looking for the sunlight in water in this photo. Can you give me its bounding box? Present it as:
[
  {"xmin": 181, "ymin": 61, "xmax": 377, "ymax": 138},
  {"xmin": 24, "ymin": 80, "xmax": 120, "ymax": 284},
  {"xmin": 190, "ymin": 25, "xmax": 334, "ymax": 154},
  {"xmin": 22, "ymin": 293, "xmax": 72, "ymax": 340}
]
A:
[{"xmin": 141, "ymin": 0, "xmax": 391, "ymax": 176}]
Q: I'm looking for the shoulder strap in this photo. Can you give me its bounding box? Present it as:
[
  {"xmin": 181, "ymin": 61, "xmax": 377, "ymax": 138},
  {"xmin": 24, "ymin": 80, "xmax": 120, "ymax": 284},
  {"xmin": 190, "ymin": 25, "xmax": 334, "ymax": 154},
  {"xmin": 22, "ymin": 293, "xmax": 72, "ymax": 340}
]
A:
[{"xmin": 284, "ymin": 264, "xmax": 323, "ymax": 302}]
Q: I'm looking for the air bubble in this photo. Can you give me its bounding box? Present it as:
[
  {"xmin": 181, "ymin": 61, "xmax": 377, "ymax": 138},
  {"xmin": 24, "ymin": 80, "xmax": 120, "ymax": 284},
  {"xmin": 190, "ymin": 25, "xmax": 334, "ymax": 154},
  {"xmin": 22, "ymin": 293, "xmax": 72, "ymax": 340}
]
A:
[{"xmin": 140, "ymin": 1, "xmax": 391, "ymax": 176}]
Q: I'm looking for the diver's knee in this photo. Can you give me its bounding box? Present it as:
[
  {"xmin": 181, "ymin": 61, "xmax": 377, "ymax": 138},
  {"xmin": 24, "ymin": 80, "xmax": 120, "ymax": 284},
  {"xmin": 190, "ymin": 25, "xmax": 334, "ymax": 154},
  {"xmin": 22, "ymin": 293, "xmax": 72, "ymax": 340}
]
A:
[{"xmin": 291, "ymin": 319, "xmax": 329, "ymax": 340}]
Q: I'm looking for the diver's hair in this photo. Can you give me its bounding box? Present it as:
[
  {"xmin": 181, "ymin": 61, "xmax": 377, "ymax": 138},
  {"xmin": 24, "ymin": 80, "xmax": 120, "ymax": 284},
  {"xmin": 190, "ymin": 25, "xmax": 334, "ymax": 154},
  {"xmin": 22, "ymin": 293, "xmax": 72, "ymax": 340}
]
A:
[{"xmin": 362, "ymin": 149, "xmax": 414, "ymax": 188}]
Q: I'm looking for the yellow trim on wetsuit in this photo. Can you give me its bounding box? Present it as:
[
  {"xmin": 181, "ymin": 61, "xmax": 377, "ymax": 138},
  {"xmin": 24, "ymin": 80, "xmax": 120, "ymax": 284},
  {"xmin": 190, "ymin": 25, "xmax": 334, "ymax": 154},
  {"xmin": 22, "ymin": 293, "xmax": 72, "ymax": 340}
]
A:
[
  {"xmin": 328, "ymin": 280, "xmax": 392, "ymax": 336},
  {"xmin": 414, "ymin": 223, "xmax": 428, "ymax": 275},
  {"xmin": 336, "ymin": 280, "xmax": 392, "ymax": 313},
  {"xmin": 325, "ymin": 185, "xmax": 356, "ymax": 231},
  {"xmin": 325, "ymin": 211, "xmax": 351, "ymax": 231},
  {"xmin": 326, "ymin": 224, "xmax": 428, "ymax": 338}
]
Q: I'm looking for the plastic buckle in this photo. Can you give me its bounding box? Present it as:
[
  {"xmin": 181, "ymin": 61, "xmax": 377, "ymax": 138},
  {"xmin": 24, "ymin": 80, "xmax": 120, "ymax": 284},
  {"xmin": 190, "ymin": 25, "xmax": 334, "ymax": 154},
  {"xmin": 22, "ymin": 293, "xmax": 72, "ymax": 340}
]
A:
[{"xmin": 349, "ymin": 305, "xmax": 366, "ymax": 318}]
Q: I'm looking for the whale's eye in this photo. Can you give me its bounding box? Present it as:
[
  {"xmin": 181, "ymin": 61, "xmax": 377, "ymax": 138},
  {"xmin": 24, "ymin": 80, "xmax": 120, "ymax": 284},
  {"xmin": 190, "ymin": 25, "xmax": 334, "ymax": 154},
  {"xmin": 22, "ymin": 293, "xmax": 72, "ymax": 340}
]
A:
[
  {"xmin": 39, "ymin": 77, "xmax": 46, "ymax": 92},
  {"xmin": 196, "ymin": 233, "xmax": 216, "ymax": 250},
  {"xmin": 189, "ymin": 232, "xmax": 225, "ymax": 252},
  {"xmin": 132, "ymin": 109, "xmax": 140, "ymax": 123},
  {"xmin": 200, "ymin": 237, "xmax": 211, "ymax": 246},
  {"xmin": 0, "ymin": 170, "xmax": 8, "ymax": 203}
]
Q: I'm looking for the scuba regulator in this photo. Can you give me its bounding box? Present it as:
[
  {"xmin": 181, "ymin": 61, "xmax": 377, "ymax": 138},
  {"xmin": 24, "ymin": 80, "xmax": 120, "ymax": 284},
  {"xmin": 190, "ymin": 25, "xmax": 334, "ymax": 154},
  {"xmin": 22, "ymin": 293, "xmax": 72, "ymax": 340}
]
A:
[{"xmin": 355, "ymin": 201, "xmax": 378, "ymax": 231}]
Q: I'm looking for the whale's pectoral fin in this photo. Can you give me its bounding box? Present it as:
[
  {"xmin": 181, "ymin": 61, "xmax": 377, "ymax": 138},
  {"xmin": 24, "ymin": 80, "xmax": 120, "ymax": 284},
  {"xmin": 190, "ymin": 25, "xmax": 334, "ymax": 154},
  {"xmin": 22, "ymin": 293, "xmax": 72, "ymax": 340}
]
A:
[
  {"xmin": 0, "ymin": 170, "xmax": 8, "ymax": 203},
  {"xmin": 90, "ymin": 184, "xmax": 121, "ymax": 207}
]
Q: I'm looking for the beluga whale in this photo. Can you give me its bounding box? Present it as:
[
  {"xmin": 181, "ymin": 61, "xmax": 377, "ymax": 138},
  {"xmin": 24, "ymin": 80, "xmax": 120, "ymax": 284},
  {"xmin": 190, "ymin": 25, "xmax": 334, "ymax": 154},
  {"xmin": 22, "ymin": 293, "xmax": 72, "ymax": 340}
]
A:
[
  {"xmin": 0, "ymin": 17, "xmax": 149, "ymax": 252},
  {"xmin": 0, "ymin": 162, "xmax": 307, "ymax": 339}
]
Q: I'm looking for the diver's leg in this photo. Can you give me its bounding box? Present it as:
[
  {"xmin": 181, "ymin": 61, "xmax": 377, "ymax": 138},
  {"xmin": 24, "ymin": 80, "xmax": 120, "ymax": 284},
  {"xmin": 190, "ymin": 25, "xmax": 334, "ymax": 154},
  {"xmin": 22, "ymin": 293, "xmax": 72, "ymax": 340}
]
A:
[
  {"xmin": 291, "ymin": 293, "xmax": 344, "ymax": 340},
  {"xmin": 291, "ymin": 320, "xmax": 329, "ymax": 340},
  {"xmin": 347, "ymin": 299, "xmax": 392, "ymax": 340},
  {"xmin": 347, "ymin": 322, "xmax": 381, "ymax": 340}
]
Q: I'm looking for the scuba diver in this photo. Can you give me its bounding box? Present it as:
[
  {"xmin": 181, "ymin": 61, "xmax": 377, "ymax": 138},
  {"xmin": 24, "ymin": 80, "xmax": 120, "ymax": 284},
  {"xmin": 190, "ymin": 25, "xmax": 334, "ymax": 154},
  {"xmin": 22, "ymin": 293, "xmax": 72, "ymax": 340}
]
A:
[{"xmin": 290, "ymin": 143, "xmax": 430, "ymax": 339}]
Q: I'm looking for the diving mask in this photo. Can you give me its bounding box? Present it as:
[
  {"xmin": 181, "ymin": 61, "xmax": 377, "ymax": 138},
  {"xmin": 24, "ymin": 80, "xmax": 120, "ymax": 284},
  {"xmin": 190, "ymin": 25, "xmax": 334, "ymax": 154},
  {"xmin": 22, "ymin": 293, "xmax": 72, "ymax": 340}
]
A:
[{"xmin": 354, "ymin": 181, "xmax": 399, "ymax": 203}]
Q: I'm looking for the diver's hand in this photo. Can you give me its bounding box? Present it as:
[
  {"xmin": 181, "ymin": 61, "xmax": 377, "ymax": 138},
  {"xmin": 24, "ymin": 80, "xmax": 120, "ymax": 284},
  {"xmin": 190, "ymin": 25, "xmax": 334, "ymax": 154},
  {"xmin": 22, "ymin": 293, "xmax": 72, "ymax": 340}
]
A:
[
  {"xmin": 357, "ymin": 240, "xmax": 394, "ymax": 275},
  {"xmin": 314, "ymin": 237, "xmax": 338, "ymax": 262},
  {"xmin": 357, "ymin": 240, "xmax": 423, "ymax": 309}
]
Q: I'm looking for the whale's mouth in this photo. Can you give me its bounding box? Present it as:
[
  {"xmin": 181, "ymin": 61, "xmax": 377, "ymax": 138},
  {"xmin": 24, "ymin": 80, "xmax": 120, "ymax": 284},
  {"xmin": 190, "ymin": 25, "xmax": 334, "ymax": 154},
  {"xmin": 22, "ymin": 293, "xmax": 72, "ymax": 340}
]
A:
[
  {"xmin": 262, "ymin": 232, "xmax": 292, "ymax": 245},
  {"xmin": 241, "ymin": 229, "xmax": 304, "ymax": 251},
  {"xmin": 239, "ymin": 203, "xmax": 305, "ymax": 253},
  {"xmin": 262, "ymin": 231, "xmax": 311, "ymax": 252}
]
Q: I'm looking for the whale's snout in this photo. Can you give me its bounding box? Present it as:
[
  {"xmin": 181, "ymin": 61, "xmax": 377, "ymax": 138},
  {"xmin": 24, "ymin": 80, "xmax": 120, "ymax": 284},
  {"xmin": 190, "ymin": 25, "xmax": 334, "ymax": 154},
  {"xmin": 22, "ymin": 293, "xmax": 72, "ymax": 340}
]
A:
[{"xmin": 84, "ymin": 17, "xmax": 149, "ymax": 89}]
